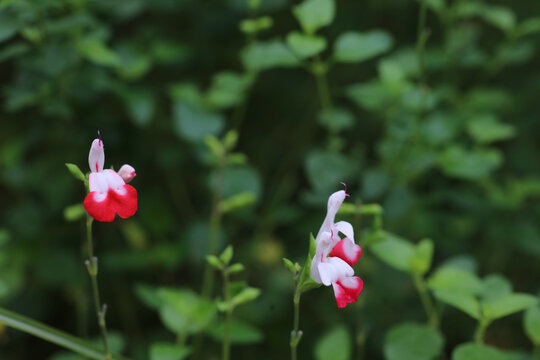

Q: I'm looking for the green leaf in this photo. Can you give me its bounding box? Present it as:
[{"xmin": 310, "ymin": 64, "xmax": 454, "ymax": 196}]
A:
[
  {"xmin": 282, "ymin": 258, "xmax": 297, "ymax": 275},
  {"xmin": 230, "ymin": 287, "xmax": 261, "ymax": 308},
  {"xmin": 0, "ymin": 307, "xmax": 131, "ymax": 360},
  {"xmin": 149, "ymin": 343, "xmax": 190, "ymax": 360},
  {"xmin": 298, "ymin": 233, "xmax": 321, "ymax": 293},
  {"xmin": 334, "ymin": 31, "xmax": 393, "ymax": 63},
  {"xmin": 346, "ymin": 81, "xmax": 393, "ymax": 111},
  {"xmin": 134, "ymin": 284, "xmax": 162, "ymax": 310},
  {"xmin": 317, "ymin": 107, "xmax": 354, "ymax": 133},
  {"xmin": 158, "ymin": 288, "xmax": 216, "ymax": 335},
  {"xmin": 65, "ymin": 163, "xmax": 86, "ymax": 182},
  {"xmin": 452, "ymin": 343, "xmax": 522, "ymax": 360},
  {"xmin": 220, "ymin": 192, "xmax": 256, "ymax": 213},
  {"xmin": 0, "ymin": 10, "xmax": 18, "ymax": 42},
  {"xmin": 428, "ymin": 267, "xmax": 483, "ymax": 295},
  {"xmin": 121, "ymin": 88, "xmax": 155, "ymax": 127},
  {"xmin": 172, "ymin": 101, "xmax": 224, "ymax": 142},
  {"xmin": 431, "ymin": 289, "xmax": 480, "ymax": 319},
  {"xmin": 286, "ymin": 31, "xmax": 327, "ymax": 59},
  {"xmin": 63, "ymin": 204, "xmax": 86, "ymax": 222},
  {"xmin": 292, "ymin": 0, "xmax": 335, "ymax": 34},
  {"xmin": 484, "ymin": 293, "xmax": 537, "ymax": 320},
  {"xmin": 228, "ymin": 263, "xmax": 245, "ymax": 273},
  {"xmin": 241, "ymin": 40, "xmax": 300, "ymax": 72},
  {"xmin": 438, "ymin": 146, "xmax": 502, "ymax": 180},
  {"xmin": 370, "ymin": 232, "xmax": 416, "ymax": 273},
  {"xmin": 205, "ymin": 72, "xmax": 254, "ymax": 110},
  {"xmin": 481, "ymin": 275, "xmax": 512, "ymax": 303},
  {"xmin": 524, "ymin": 306, "xmax": 540, "ymax": 345},
  {"xmin": 481, "ymin": 6, "xmax": 516, "ymax": 32},
  {"xmin": 305, "ymin": 150, "xmax": 357, "ymax": 193},
  {"xmin": 220, "ymin": 245, "xmax": 234, "ymax": 265},
  {"xmin": 206, "ymin": 255, "xmax": 222, "ymax": 270},
  {"xmin": 466, "ymin": 114, "xmax": 515, "ymax": 144},
  {"xmin": 315, "ymin": 326, "xmax": 351, "ymax": 360},
  {"xmin": 410, "ymin": 238, "xmax": 434, "ymax": 275},
  {"xmin": 516, "ymin": 17, "xmax": 540, "ymax": 37},
  {"xmin": 77, "ymin": 38, "xmax": 120, "ymax": 67},
  {"xmin": 384, "ymin": 323, "xmax": 444, "ymax": 360},
  {"xmin": 207, "ymin": 318, "xmax": 264, "ymax": 344},
  {"xmin": 239, "ymin": 16, "xmax": 273, "ymax": 34}
]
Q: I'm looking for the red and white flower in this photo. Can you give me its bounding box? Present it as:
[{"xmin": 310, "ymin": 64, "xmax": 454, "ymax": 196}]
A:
[
  {"xmin": 83, "ymin": 135, "xmax": 138, "ymax": 222},
  {"xmin": 311, "ymin": 188, "xmax": 363, "ymax": 309}
]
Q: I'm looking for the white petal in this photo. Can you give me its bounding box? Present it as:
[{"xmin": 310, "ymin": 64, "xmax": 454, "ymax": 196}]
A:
[
  {"xmin": 327, "ymin": 257, "xmax": 354, "ymax": 278},
  {"xmin": 103, "ymin": 169, "xmax": 126, "ymax": 195},
  {"xmin": 315, "ymin": 190, "xmax": 346, "ymax": 241},
  {"xmin": 318, "ymin": 262, "xmax": 338, "ymax": 286},
  {"xmin": 88, "ymin": 172, "xmax": 109, "ymax": 202},
  {"xmin": 118, "ymin": 164, "xmax": 136, "ymax": 183},
  {"xmin": 335, "ymin": 221, "xmax": 354, "ymax": 242},
  {"xmin": 88, "ymin": 138, "xmax": 105, "ymax": 173}
]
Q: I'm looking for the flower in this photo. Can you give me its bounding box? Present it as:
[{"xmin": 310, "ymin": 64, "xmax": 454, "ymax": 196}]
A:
[
  {"xmin": 83, "ymin": 135, "xmax": 138, "ymax": 222},
  {"xmin": 310, "ymin": 188, "xmax": 363, "ymax": 309}
]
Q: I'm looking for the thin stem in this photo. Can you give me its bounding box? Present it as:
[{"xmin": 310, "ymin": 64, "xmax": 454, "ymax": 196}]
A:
[
  {"xmin": 412, "ymin": 275, "xmax": 439, "ymax": 328},
  {"xmin": 290, "ymin": 288, "xmax": 302, "ymax": 360},
  {"xmin": 85, "ymin": 215, "xmax": 111, "ymax": 360},
  {"xmin": 222, "ymin": 269, "xmax": 232, "ymax": 360},
  {"xmin": 474, "ymin": 318, "xmax": 490, "ymax": 344}
]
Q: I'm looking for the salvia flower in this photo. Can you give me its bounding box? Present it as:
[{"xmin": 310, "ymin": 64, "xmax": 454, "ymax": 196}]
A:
[
  {"xmin": 83, "ymin": 135, "xmax": 138, "ymax": 222},
  {"xmin": 310, "ymin": 188, "xmax": 363, "ymax": 308}
]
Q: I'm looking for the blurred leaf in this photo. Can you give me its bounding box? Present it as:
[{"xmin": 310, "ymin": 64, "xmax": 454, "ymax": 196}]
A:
[
  {"xmin": 220, "ymin": 192, "xmax": 256, "ymax": 213},
  {"xmin": 431, "ymin": 289, "xmax": 480, "ymax": 319},
  {"xmin": 149, "ymin": 343, "xmax": 190, "ymax": 360},
  {"xmin": 206, "ymin": 255, "xmax": 222, "ymax": 270},
  {"xmin": 481, "ymin": 6, "xmax": 516, "ymax": 32},
  {"xmin": 410, "ymin": 238, "xmax": 434, "ymax": 276},
  {"xmin": 0, "ymin": 42, "xmax": 29, "ymax": 63},
  {"xmin": 384, "ymin": 322, "xmax": 444, "ymax": 360},
  {"xmin": 370, "ymin": 232, "xmax": 415, "ymax": 273},
  {"xmin": 134, "ymin": 284, "xmax": 162, "ymax": 310},
  {"xmin": 282, "ymin": 258, "xmax": 297, "ymax": 275},
  {"xmin": 220, "ymin": 245, "xmax": 233, "ymax": 265},
  {"xmin": 228, "ymin": 263, "xmax": 245, "ymax": 273},
  {"xmin": 63, "ymin": 203, "xmax": 85, "ymax": 222},
  {"xmin": 77, "ymin": 38, "xmax": 120, "ymax": 67},
  {"xmin": 466, "ymin": 115, "xmax": 516, "ymax": 144},
  {"xmin": 362, "ymin": 169, "xmax": 389, "ymax": 200},
  {"xmin": 484, "ymin": 293, "xmax": 537, "ymax": 320},
  {"xmin": 172, "ymin": 101, "xmax": 224, "ymax": 142},
  {"xmin": 305, "ymin": 150, "xmax": 357, "ymax": 193},
  {"xmin": 516, "ymin": 17, "xmax": 540, "ymax": 37},
  {"xmin": 496, "ymin": 41, "xmax": 535, "ymax": 66},
  {"xmin": 334, "ymin": 31, "xmax": 393, "ymax": 63},
  {"xmin": 158, "ymin": 288, "xmax": 217, "ymax": 335},
  {"xmin": 239, "ymin": 16, "xmax": 273, "ymax": 34},
  {"xmin": 230, "ymin": 287, "xmax": 261, "ymax": 309},
  {"xmin": 65, "ymin": 163, "xmax": 86, "ymax": 182},
  {"xmin": 241, "ymin": 39, "xmax": 299, "ymax": 71},
  {"xmin": 292, "ymin": 0, "xmax": 335, "ymax": 34},
  {"xmin": 207, "ymin": 318, "xmax": 264, "ymax": 344},
  {"xmin": 438, "ymin": 146, "xmax": 502, "ymax": 180},
  {"xmin": 286, "ymin": 31, "xmax": 327, "ymax": 59},
  {"xmin": 428, "ymin": 266, "xmax": 483, "ymax": 295},
  {"xmin": 524, "ymin": 306, "xmax": 540, "ymax": 345},
  {"xmin": 315, "ymin": 326, "xmax": 351, "ymax": 360},
  {"xmin": 481, "ymin": 275, "xmax": 512, "ymax": 303},
  {"xmin": 452, "ymin": 343, "xmax": 522, "ymax": 360},
  {"xmin": 0, "ymin": 10, "xmax": 18, "ymax": 42},
  {"xmin": 317, "ymin": 107, "xmax": 354, "ymax": 133},
  {"xmin": 425, "ymin": 0, "xmax": 445, "ymax": 14},
  {"xmin": 205, "ymin": 72, "xmax": 254, "ymax": 110},
  {"xmin": 121, "ymin": 88, "xmax": 155, "ymax": 127},
  {"xmin": 346, "ymin": 81, "xmax": 393, "ymax": 111}
]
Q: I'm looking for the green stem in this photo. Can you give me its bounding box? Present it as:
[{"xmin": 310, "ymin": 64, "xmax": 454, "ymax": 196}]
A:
[
  {"xmin": 290, "ymin": 289, "xmax": 302, "ymax": 360},
  {"xmin": 474, "ymin": 318, "xmax": 490, "ymax": 344},
  {"xmin": 222, "ymin": 269, "xmax": 232, "ymax": 360},
  {"xmin": 85, "ymin": 215, "xmax": 111, "ymax": 359},
  {"xmin": 412, "ymin": 275, "xmax": 439, "ymax": 328},
  {"xmin": 0, "ymin": 307, "xmax": 130, "ymax": 360}
]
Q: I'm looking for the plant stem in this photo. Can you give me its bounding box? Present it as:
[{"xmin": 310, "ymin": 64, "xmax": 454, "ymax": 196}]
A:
[
  {"xmin": 201, "ymin": 154, "xmax": 226, "ymax": 299},
  {"xmin": 222, "ymin": 269, "xmax": 232, "ymax": 360},
  {"xmin": 412, "ymin": 275, "xmax": 439, "ymax": 328},
  {"xmin": 290, "ymin": 288, "xmax": 302, "ymax": 360},
  {"xmin": 85, "ymin": 215, "xmax": 111, "ymax": 360},
  {"xmin": 474, "ymin": 318, "xmax": 490, "ymax": 344}
]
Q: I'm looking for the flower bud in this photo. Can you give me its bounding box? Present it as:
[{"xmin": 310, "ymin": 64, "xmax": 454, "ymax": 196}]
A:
[{"xmin": 118, "ymin": 164, "xmax": 136, "ymax": 183}]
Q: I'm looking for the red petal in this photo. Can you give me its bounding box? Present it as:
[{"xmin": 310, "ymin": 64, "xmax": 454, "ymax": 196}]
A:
[
  {"xmin": 333, "ymin": 276, "xmax": 364, "ymax": 309},
  {"xmin": 84, "ymin": 192, "xmax": 116, "ymax": 222},
  {"xmin": 329, "ymin": 238, "xmax": 362, "ymax": 267},
  {"xmin": 83, "ymin": 185, "xmax": 137, "ymax": 222},
  {"xmin": 112, "ymin": 184, "xmax": 137, "ymax": 219}
]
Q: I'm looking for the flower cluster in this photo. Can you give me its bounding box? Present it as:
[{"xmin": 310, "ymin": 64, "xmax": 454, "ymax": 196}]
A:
[
  {"xmin": 83, "ymin": 135, "xmax": 138, "ymax": 222},
  {"xmin": 311, "ymin": 188, "xmax": 363, "ymax": 308}
]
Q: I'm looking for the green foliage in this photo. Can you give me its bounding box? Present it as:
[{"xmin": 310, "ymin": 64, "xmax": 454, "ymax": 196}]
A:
[
  {"xmin": 452, "ymin": 343, "xmax": 522, "ymax": 360},
  {"xmin": 241, "ymin": 40, "xmax": 299, "ymax": 71},
  {"xmin": 314, "ymin": 326, "xmax": 351, "ymax": 360},
  {"xmin": 384, "ymin": 323, "xmax": 444, "ymax": 360},
  {"xmin": 149, "ymin": 343, "xmax": 190, "ymax": 360},
  {"xmin": 65, "ymin": 163, "xmax": 86, "ymax": 182},
  {"xmin": 207, "ymin": 318, "xmax": 264, "ymax": 344},
  {"xmin": 292, "ymin": 0, "xmax": 335, "ymax": 35},
  {"xmin": 333, "ymin": 31, "xmax": 393, "ymax": 63},
  {"xmin": 524, "ymin": 307, "xmax": 540, "ymax": 346},
  {"xmin": 297, "ymin": 233, "xmax": 321, "ymax": 293},
  {"xmin": 286, "ymin": 32, "xmax": 327, "ymax": 59}
]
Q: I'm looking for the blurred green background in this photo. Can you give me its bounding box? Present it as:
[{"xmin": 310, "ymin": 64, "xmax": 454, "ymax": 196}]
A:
[{"xmin": 1, "ymin": 0, "xmax": 540, "ymax": 359}]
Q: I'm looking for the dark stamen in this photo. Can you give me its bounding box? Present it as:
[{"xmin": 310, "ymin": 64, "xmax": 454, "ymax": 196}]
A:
[
  {"xmin": 97, "ymin": 130, "xmax": 102, "ymax": 146},
  {"xmin": 340, "ymin": 182, "xmax": 350, "ymax": 197}
]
